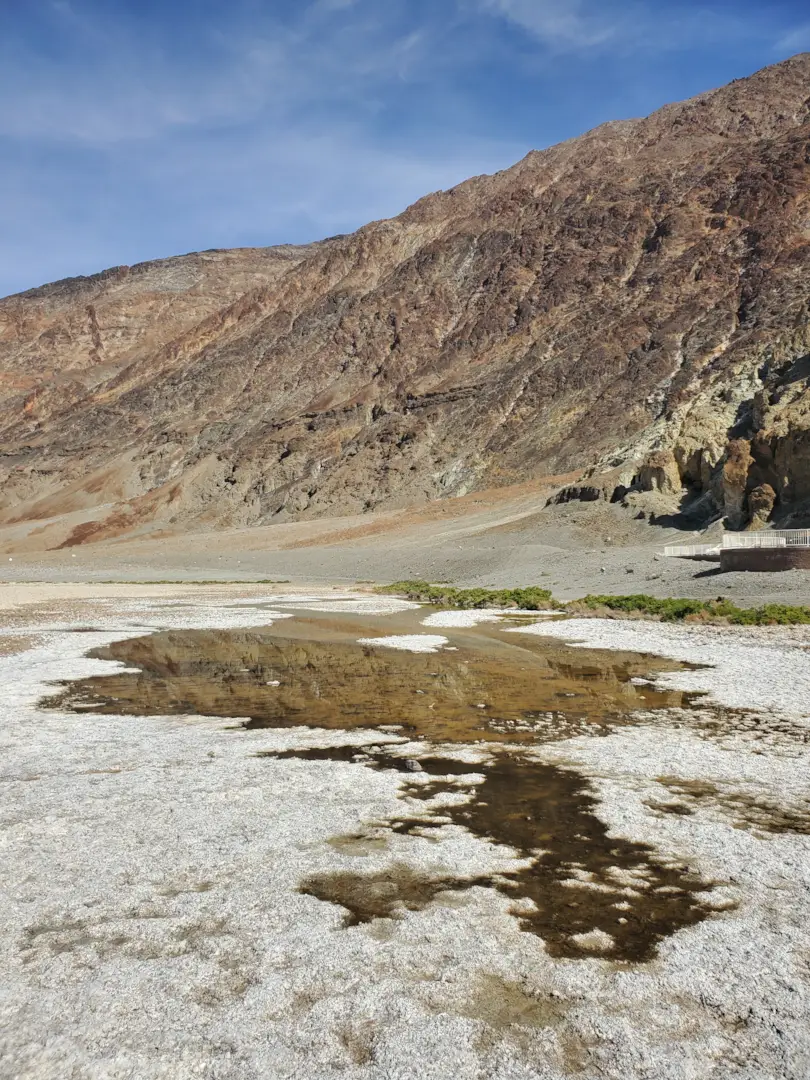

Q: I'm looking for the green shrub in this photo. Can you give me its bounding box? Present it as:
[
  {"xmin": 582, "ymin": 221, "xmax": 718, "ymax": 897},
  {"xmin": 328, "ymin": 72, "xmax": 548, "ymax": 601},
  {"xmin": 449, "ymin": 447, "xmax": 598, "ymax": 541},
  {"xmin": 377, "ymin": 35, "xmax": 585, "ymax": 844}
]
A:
[
  {"xmin": 378, "ymin": 582, "xmax": 810, "ymax": 624},
  {"xmin": 727, "ymin": 602, "xmax": 810, "ymax": 626},
  {"xmin": 376, "ymin": 580, "xmax": 556, "ymax": 610},
  {"xmin": 578, "ymin": 594, "xmax": 708, "ymax": 620},
  {"xmin": 577, "ymin": 593, "xmax": 810, "ymax": 625}
]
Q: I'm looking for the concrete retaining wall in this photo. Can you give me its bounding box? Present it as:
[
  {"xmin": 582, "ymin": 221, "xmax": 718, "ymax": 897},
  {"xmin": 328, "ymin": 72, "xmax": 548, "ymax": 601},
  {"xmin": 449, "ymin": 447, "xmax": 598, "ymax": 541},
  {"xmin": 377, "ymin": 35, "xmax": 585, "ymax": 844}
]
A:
[{"xmin": 721, "ymin": 547, "xmax": 810, "ymax": 573}]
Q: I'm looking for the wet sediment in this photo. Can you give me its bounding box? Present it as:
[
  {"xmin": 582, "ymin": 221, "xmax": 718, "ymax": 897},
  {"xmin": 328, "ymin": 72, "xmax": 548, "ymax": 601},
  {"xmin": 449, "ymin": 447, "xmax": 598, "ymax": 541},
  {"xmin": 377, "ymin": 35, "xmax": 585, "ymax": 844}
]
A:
[{"xmin": 279, "ymin": 746, "xmax": 725, "ymax": 962}]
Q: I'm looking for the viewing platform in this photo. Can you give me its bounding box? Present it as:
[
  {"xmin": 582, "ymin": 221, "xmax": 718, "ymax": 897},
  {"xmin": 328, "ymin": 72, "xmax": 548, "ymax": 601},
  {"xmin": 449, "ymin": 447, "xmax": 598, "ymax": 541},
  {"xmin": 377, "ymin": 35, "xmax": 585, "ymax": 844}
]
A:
[{"xmin": 664, "ymin": 530, "xmax": 810, "ymax": 572}]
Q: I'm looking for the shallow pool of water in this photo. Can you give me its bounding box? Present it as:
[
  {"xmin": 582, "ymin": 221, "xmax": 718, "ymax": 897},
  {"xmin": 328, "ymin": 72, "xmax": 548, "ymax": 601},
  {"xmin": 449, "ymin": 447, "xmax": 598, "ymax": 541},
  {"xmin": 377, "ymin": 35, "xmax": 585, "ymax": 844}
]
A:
[
  {"xmin": 269, "ymin": 744, "xmax": 725, "ymax": 961},
  {"xmin": 45, "ymin": 609, "xmax": 699, "ymax": 744}
]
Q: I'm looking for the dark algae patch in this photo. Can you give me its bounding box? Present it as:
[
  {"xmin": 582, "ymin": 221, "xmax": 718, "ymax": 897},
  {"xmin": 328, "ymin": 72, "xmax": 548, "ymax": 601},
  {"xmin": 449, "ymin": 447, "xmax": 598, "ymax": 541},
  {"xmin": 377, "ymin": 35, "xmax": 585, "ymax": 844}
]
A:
[
  {"xmin": 284, "ymin": 747, "xmax": 726, "ymax": 962},
  {"xmin": 655, "ymin": 777, "xmax": 810, "ymax": 835},
  {"xmin": 300, "ymin": 863, "xmax": 476, "ymax": 926}
]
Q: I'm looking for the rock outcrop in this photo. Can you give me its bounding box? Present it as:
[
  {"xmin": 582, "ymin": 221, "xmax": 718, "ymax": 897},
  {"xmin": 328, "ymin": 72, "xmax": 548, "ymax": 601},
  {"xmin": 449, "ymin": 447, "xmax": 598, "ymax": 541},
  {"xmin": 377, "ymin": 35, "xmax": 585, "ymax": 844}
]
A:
[
  {"xmin": 636, "ymin": 452, "xmax": 683, "ymax": 497},
  {"xmin": 2, "ymin": 54, "xmax": 810, "ymax": 541},
  {"xmin": 747, "ymin": 483, "xmax": 777, "ymax": 530},
  {"xmin": 722, "ymin": 439, "xmax": 756, "ymax": 530}
]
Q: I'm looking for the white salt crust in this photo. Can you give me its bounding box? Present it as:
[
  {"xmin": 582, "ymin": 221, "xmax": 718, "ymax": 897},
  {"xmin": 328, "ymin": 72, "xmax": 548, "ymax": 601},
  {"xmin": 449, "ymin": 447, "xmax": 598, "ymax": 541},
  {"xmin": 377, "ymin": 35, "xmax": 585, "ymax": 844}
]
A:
[
  {"xmin": 232, "ymin": 594, "xmax": 420, "ymax": 615},
  {"xmin": 422, "ymin": 610, "xmax": 559, "ymax": 627},
  {"xmin": 1, "ymin": 595, "xmax": 810, "ymax": 1078},
  {"xmin": 357, "ymin": 634, "xmax": 450, "ymax": 653},
  {"xmin": 422, "ymin": 609, "xmax": 507, "ymax": 627},
  {"xmin": 508, "ymin": 617, "xmax": 810, "ymax": 715}
]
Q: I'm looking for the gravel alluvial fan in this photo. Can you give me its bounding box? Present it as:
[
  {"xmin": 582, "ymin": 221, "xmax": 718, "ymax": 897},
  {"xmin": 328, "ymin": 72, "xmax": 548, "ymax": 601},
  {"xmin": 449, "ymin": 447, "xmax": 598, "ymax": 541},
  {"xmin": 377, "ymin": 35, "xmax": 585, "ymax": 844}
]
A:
[{"xmin": 2, "ymin": 54, "xmax": 810, "ymax": 540}]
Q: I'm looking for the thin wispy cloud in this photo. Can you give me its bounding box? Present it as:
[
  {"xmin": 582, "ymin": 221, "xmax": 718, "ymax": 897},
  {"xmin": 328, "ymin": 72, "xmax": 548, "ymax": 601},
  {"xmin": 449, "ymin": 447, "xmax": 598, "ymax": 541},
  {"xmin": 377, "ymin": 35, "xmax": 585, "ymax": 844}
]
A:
[
  {"xmin": 0, "ymin": 0, "xmax": 808, "ymax": 296},
  {"xmin": 478, "ymin": 0, "xmax": 618, "ymax": 49},
  {"xmin": 0, "ymin": 2, "xmax": 454, "ymax": 148},
  {"xmin": 776, "ymin": 23, "xmax": 810, "ymax": 52},
  {"xmin": 476, "ymin": 0, "xmax": 807, "ymax": 55}
]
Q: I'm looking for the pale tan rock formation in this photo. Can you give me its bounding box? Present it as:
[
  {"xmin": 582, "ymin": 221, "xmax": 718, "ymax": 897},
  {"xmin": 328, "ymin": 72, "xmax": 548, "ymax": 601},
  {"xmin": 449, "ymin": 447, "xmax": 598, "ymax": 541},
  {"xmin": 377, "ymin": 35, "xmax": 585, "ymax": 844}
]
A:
[{"xmin": 747, "ymin": 483, "xmax": 777, "ymax": 530}]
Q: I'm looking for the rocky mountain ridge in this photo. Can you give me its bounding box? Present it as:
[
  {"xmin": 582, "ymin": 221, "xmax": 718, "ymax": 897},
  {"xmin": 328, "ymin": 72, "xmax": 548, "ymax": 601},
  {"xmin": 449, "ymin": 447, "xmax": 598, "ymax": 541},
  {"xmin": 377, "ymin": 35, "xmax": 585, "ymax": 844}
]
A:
[{"xmin": 2, "ymin": 53, "xmax": 810, "ymax": 544}]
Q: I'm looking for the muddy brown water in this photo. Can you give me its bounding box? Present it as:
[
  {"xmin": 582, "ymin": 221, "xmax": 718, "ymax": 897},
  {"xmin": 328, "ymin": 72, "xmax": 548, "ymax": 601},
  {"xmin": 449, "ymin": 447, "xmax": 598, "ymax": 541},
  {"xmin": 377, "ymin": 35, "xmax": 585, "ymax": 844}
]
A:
[
  {"xmin": 44, "ymin": 609, "xmax": 698, "ymax": 743},
  {"xmin": 43, "ymin": 607, "xmax": 724, "ymax": 961}
]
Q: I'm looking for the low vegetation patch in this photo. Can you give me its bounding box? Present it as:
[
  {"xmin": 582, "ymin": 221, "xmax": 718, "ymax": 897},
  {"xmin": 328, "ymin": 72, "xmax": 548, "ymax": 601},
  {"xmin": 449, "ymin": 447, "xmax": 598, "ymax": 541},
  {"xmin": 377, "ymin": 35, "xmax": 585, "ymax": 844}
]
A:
[
  {"xmin": 561, "ymin": 594, "xmax": 810, "ymax": 625},
  {"xmin": 378, "ymin": 582, "xmax": 810, "ymax": 625},
  {"xmin": 376, "ymin": 581, "xmax": 557, "ymax": 610}
]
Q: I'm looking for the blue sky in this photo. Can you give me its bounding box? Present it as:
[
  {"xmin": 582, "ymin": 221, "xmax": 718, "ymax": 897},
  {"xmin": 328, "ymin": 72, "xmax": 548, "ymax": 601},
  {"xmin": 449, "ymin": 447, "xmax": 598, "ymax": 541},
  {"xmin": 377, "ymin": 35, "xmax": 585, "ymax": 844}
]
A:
[{"xmin": 1, "ymin": 0, "xmax": 809, "ymax": 297}]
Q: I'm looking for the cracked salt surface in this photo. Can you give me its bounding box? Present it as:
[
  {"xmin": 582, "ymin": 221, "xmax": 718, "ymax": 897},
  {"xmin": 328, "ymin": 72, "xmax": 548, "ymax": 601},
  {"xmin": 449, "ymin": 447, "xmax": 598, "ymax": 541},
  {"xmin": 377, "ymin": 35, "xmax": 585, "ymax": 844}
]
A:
[
  {"xmin": 3, "ymin": 594, "xmax": 810, "ymax": 1078},
  {"xmin": 509, "ymin": 617, "xmax": 810, "ymax": 715}
]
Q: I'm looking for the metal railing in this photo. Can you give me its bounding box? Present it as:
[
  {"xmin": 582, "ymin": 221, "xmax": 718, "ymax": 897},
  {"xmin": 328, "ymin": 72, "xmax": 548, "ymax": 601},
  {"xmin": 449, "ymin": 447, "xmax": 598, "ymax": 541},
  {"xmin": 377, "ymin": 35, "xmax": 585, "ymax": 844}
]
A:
[
  {"xmin": 722, "ymin": 534, "xmax": 787, "ymax": 548},
  {"xmin": 664, "ymin": 529, "xmax": 810, "ymax": 559},
  {"xmin": 663, "ymin": 544, "xmax": 721, "ymax": 559},
  {"xmin": 722, "ymin": 530, "xmax": 810, "ymax": 548},
  {"xmin": 773, "ymin": 529, "xmax": 810, "ymax": 546}
]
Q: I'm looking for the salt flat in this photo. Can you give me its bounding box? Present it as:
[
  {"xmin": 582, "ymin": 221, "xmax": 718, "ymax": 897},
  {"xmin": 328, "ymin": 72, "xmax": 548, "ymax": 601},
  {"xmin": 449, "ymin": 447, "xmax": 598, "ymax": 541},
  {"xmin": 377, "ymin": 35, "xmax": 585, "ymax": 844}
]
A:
[{"xmin": 1, "ymin": 587, "xmax": 809, "ymax": 1079}]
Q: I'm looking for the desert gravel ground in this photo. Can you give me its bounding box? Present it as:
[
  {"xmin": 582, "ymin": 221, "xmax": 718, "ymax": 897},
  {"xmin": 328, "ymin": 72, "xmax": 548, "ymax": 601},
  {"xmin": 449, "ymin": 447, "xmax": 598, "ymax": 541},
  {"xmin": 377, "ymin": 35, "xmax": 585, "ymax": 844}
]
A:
[
  {"xmin": 1, "ymin": 587, "xmax": 810, "ymax": 1078},
  {"xmin": 3, "ymin": 498, "xmax": 810, "ymax": 608}
]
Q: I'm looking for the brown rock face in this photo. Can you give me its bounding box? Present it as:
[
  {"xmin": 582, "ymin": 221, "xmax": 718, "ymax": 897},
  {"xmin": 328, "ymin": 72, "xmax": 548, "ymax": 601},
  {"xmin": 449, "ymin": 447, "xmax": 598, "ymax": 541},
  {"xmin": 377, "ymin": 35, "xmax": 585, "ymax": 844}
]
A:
[
  {"xmin": 747, "ymin": 483, "xmax": 777, "ymax": 530},
  {"xmin": 722, "ymin": 439, "xmax": 756, "ymax": 530},
  {"xmin": 636, "ymin": 451, "xmax": 682, "ymax": 496},
  {"xmin": 2, "ymin": 55, "xmax": 810, "ymax": 541}
]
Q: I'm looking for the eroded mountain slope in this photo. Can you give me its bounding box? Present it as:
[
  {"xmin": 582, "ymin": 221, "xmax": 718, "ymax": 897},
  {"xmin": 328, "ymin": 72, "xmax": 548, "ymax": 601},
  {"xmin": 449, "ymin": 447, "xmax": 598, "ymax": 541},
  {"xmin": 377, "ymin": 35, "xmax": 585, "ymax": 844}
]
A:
[{"xmin": 2, "ymin": 54, "xmax": 810, "ymax": 542}]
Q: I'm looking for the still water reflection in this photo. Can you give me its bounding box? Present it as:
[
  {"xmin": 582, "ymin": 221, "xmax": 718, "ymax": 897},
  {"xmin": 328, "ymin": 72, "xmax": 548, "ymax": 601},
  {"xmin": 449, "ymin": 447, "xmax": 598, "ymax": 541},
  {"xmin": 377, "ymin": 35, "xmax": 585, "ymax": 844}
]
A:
[{"xmin": 45, "ymin": 612, "xmax": 697, "ymax": 744}]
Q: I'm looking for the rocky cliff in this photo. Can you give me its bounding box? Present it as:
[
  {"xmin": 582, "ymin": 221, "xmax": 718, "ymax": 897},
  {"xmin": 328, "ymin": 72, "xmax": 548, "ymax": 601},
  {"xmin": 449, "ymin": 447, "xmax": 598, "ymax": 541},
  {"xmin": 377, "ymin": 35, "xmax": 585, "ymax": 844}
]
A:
[{"xmin": 2, "ymin": 54, "xmax": 810, "ymax": 543}]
